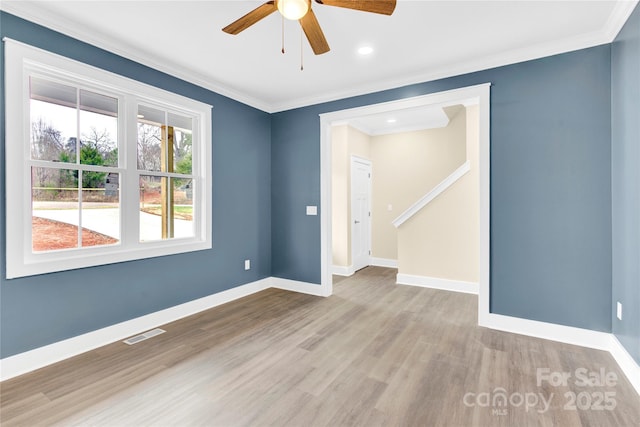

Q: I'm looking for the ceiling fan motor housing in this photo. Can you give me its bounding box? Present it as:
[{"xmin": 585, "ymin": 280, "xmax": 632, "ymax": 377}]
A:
[{"xmin": 277, "ymin": 0, "xmax": 311, "ymax": 20}]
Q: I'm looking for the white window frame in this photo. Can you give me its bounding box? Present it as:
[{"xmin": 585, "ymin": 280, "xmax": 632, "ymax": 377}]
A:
[{"xmin": 4, "ymin": 38, "xmax": 213, "ymax": 279}]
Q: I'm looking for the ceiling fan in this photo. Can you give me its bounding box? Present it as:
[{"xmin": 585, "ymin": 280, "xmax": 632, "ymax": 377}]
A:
[{"xmin": 222, "ymin": 0, "xmax": 397, "ymax": 55}]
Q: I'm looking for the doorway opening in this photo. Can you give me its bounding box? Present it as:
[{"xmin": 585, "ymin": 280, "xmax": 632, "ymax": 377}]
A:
[{"xmin": 319, "ymin": 83, "xmax": 491, "ymax": 326}]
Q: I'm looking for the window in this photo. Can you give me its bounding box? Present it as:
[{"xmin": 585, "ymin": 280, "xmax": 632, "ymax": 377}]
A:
[
  {"xmin": 5, "ymin": 39, "xmax": 212, "ymax": 278},
  {"xmin": 29, "ymin": 78, "xmax": 121, "ymax": 252}
]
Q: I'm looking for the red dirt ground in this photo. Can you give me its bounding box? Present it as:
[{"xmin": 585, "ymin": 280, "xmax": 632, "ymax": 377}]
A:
[{"xmin": 32, "ymin": 217, "xmax": 118, "ymax": 251}]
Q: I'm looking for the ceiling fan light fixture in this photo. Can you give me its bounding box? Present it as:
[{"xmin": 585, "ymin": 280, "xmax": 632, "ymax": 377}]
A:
[{"xmin": 277, "ymin": 0, "xmax": 310, "ymax": 20}]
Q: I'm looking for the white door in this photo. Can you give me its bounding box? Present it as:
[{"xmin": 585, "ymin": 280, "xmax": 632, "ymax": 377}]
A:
[{"xmin": 351, "ymin": 157, "xmax": 372, "ymax": 272}]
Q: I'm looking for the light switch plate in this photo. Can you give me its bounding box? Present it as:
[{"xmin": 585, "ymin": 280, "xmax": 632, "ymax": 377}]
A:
[
  {"xmin": 306, "ymin": 206, "xmax": 317, "ymax": 216},
  {"xmin": 244, "ymin": 259, "xmax": 251, "ymax": 270},
  {"xmin": 616, "ymin": 302, "xmax": 622, "ymax": 320}
]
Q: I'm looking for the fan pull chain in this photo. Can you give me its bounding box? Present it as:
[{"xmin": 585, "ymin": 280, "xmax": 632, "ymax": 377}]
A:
[
  {"xmin": 281, "ymin": 15, "xmax": 285, "ymax": 54},
  {"xmin": 300, "ymin": 25, "xmax": 304, "ymax": 71}
]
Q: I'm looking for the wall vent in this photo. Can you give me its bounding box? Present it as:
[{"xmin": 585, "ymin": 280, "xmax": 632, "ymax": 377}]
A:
[{"xmin": 123, "ymin": 328, "xmax": 166, "ymax": 345}]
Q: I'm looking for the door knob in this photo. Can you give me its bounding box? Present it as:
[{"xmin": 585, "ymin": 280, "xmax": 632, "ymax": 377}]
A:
[{"xmin": 354, "ymin": 220, "xmax": 360, "ymax": 224}]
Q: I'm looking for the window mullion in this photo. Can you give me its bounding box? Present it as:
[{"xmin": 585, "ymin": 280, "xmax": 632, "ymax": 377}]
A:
[
  {"xmin": 78, "ymin": 169, "xmax": 83, "ymax": 248},
  {"xmin": 76, "ymin": 87, "xmax": 82, "ymax": 248},
  {"xmin": 122, "ymin": 96, "xmax": 140, "ymax": 249}
]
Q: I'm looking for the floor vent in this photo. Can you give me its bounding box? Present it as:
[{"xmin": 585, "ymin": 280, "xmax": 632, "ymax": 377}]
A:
[{"xmin": 123, "ymin": 328, "xmax": 166, "ymax": 345}]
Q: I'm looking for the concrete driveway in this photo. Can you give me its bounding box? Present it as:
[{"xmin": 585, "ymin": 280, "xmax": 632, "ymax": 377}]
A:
[{"xmin": 33, "ymin": 202, "xmax": 193, "ymax": 241}]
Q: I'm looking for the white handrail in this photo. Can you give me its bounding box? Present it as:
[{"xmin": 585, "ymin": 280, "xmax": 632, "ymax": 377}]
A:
[{"xmin": 392, "ymin": 160, "xmax": 471, "ymax": 228}]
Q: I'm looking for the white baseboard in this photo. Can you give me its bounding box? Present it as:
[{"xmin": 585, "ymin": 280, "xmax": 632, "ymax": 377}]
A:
[
  {"xmin": 271, "ymin": 277, "xmax": 328, "ymax": 297},
  {"xmin": 332, "ymin": 264, "xmax": 354, "ymax": 276},
  {"xmin": 3, "ymin": 275, "xmax": 638, "ymax": 400},
  {"xmin": 370, "ymin": 257, "xmax": 398, "ymax": 268},
  {"xmin": 333, "ymin": 259, "xmax": 397, "ymax": 275},
  {"xmin": 483, "ymin": 312, "xmax": 640, "ymax": 397},
  {"xmin": 0, "ymin": 276, "xmax": 329, "ymax": 381},
  {"xmin": 0, "ymin": 278, "xmax": 272, "ymax": 382},
  {"xmin": 482, "ymin": 312, "xmax": 612, "ymax": 350},
  {"xmin": 609, "ymin": 335, "xmax": 640, "ymax": 397},
  {"xmin": 396, "ymin": 273, "xmax": 478, "ymax": 294}
]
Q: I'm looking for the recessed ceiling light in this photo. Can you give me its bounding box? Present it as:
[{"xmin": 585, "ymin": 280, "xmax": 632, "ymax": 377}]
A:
[
  {"xmin": 386, "ymin": 118, "xmax": 397, "ymax": 123},
  {"xmin": 358, "ymin": 46, "xmax": 374, "ymax": 56}
]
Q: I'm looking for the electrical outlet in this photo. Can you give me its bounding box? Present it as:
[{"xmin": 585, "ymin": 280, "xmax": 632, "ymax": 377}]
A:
[
  {"xmin": 616, "ymin": 302, "xmax": 622, "ymax": 320},
  {"xmin": 244, "ymin": 259, "xmax": 251, "ymax": 270}
]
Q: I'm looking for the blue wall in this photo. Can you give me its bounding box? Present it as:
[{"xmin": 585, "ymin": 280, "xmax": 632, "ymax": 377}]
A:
[
  {"xmin": 612, "ymin": 4, "xmax": 640, "ymax": 365},
  {"xmin": 0, "ymin": 12, "xmax": 272, "ymax": 358},
  {"xmin": 272, "ymin": 46, "xmax": 613, "ymax": 332},
  {"xmin": 2, "ymin": 9, "xmax": 634, "ymax": 360}
]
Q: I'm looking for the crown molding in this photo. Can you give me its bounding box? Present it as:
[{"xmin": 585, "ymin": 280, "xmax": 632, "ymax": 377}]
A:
[
  {"xmin": 2, "ymin": 1, "xmax": 637, "ymax": 113},
  {"xmin": 0, "ymin": 2, "xmax": 273, "ymax": 112},
  {"xmin": 603, "ymin": 0, "xmax": 639, "ymax": 41},
  {"xmin": 268, "ymin": 21, "xmax": 622, "ymax": 112},
  {"xmin": 271, "ymin": 0, "xmax": 638, "ymax": 111}
]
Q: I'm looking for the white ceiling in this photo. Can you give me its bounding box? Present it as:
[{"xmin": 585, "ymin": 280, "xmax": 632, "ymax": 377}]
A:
[
  {"xmin": 1, "ymin": 1, "xmax": 637, "ymax": 113},
  {"xmin": 346, "ymin": 104, "xmax": 452, "ymax": 136}
]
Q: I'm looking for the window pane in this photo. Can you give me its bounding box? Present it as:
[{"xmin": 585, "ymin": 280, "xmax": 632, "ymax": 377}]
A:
[
  {"xmin": 171, "ymin": 114, "xmax": 193, "ymax": 175},
  {"xmin": 139, "ymin": 176, "xmax": 194, "ymax": 241},
  {"xmin": 80, "ymin": 90, "xmax": 118, "ymax": 167},
  {"xmin": 173, "ymin": 178, "xmax": 194, "ymax": 239},
  {"xmin": 137, "ymin": 106, "xmax": 164, "ymax": 171},
  {"xmin": 32, "ymin": 167, "xmax": 79, "ymax": 251},
  {"xmin": 139, "ymin": 175, "xmax": 163, "ymax": 241},
  {"xmin": 81, "ymin": 172, "xmax": 120, "ymax": 247},
  {"xmin": 30, "ymin": 77, "xmax": 77, "ymax": 163}
]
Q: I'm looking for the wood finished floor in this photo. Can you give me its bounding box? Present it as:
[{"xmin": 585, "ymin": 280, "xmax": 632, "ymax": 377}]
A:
[{"xmin": 1, "ymin": 267, "xmax": 638, "ymax": 426}]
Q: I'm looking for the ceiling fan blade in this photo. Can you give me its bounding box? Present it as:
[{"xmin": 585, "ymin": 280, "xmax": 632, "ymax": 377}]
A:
[
  {"xmin": 300, "ymin": 9, "xmax": 330, "ymax": 55},
  {"xmin": 222, "ymin": 1, "xmax": 278, "ymax": 35},
  {"xmin": 315, "ymin": 0, "xmax": 396, "ymax": 15}
]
